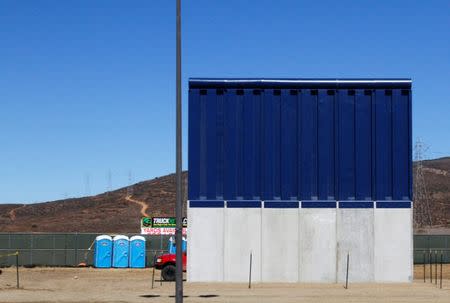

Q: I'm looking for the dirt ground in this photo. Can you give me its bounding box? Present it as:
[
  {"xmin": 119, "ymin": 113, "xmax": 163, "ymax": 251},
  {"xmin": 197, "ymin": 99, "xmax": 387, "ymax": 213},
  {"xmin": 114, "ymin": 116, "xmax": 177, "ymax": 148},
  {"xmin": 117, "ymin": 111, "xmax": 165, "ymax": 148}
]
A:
[{"xmin": 0, "ymin": 265, "xmax": 449, "ymax": 303}]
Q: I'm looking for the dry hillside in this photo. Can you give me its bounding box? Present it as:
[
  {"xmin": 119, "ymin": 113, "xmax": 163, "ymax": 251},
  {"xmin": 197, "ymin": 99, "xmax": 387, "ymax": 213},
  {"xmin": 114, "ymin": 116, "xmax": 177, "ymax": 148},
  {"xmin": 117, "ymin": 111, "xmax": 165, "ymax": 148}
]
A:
[
  {"xmin": 0, "ymin": 157, "xmax": 449, "ymax": 233},
  {"xmin": 0, "ymin": 172, "xmax": 187, "ymax": 233}
]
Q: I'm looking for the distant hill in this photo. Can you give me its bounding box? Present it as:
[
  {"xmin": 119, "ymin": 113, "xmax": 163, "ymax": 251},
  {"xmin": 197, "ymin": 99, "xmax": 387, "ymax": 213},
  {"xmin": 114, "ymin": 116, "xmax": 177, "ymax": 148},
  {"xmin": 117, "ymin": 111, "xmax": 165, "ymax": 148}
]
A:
[
  {"xmin": 0, "ymin": 172, "xmax": 187, "ymax": 233},
  {"xmin": 414, "ymin": 157, "xmax": 450, "ymax": 234},
  {"xmin": 0, "ymin": 157, "xmax": 449, "ymax": 234}
]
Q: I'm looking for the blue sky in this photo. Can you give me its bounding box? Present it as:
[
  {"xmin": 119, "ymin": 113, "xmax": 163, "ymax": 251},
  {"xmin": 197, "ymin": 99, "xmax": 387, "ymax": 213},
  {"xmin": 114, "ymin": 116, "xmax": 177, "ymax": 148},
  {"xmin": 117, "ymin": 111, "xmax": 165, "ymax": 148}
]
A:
[{"xmin": 0, "ymin": 0, "xmax": 449, "ymax": 203}]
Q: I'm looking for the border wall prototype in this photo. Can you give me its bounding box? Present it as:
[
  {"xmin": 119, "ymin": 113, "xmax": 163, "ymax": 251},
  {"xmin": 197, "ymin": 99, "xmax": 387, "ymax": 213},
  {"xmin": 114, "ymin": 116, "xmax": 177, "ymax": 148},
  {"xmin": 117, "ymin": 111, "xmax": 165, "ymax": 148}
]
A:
[{"xmin": 188, "ymin": 78, "xmax": 413, "ymax": 283}]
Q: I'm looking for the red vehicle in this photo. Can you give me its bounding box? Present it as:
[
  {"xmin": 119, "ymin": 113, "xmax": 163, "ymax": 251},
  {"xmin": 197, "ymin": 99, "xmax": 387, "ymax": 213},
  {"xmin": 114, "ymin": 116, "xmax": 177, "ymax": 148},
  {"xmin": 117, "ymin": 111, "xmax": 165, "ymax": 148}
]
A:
[{"xmin": 154, "ymin": 252, "xmax": 187, "ymax": 281}]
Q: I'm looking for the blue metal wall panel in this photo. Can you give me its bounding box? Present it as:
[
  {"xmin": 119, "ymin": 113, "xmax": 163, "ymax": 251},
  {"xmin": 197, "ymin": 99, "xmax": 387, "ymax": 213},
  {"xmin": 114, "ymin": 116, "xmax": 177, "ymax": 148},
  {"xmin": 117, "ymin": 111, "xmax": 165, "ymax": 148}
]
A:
[
  {"xmin": 300, "ymin": 90, "xmax": 319, "ymax": 200},
  {"xmin": 375, "ymin": 90, "xmax": 393, "ymax": 200},
  {"xmin": 392, "ymin": 90, "xmax": 410, "ymax": 200},
  {"xmin": 198, "ymin": 90, "xmax": 208, "ymax": 198},
  {"xmin": 262, "ymin": 89, "xmax": 282, "ymax": 199},
  {"xmin": 223, "ymin": 89, "xmax": 238, "ymax": 200},
  {"xmin": 188, "ymin": 79, "xmax": 412, "ymax": 204},
  {"xmin": 205, "ymin": 89, "xmax": 217, "ymax": 199},
  {"xmin": 188, "ymin": 89, "xmax": 200, "ymax": 199},
  {"xmin": 317, "ymin": 90, "xmax": 336, "ymax": 200},
  {"xmin": 355, "ymin": 90, "xmax": 373, "ymax": 200},
  {"xmin": 281, "ymin": 90, "xmax": 298, "ymax": 200},
  {"xmin": 243, "ymin": 90, "xmax": 256, "ymax": 199},
  {"xmin": 215, "ymin": 90, "xmax": 225, "ymax": 198},
  {"xmin": 338, "ymin": 90, "xmax": 355, "ymax": 200}
]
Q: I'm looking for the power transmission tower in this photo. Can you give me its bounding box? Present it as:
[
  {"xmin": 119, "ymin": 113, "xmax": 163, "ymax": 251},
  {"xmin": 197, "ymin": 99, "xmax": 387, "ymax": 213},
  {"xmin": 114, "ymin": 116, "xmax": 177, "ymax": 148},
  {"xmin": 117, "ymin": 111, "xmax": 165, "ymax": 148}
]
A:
[
  {"xmin": 413, "ymin": 139, "xmax": 433, "ymax": 228},
  {"xmin": 107, "ymin": 169, "xmax": 112, "ymax": 193},
  {"xmin": 84, "ymin": 173, "xmax": 91, "ymax": 196},
  {"xmin": 127, "ymin": 170, "xmax": 134, "ymax": 197}
]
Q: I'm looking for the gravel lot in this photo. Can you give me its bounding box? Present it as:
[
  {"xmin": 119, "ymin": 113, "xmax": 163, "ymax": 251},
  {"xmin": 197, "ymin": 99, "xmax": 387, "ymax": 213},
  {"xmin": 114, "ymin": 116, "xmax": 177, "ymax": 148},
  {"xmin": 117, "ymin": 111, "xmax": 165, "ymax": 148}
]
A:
[{"xmin": 0, "ymin": 266, "xmax": 449, "ymax": 303}]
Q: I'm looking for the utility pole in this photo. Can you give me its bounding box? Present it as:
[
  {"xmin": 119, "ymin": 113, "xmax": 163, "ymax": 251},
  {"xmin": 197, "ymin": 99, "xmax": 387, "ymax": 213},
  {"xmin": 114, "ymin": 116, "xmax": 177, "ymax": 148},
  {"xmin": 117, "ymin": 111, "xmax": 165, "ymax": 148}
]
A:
[{"xmin": 175, "ymin": 0, "xmax": 183, "ymax": 302}]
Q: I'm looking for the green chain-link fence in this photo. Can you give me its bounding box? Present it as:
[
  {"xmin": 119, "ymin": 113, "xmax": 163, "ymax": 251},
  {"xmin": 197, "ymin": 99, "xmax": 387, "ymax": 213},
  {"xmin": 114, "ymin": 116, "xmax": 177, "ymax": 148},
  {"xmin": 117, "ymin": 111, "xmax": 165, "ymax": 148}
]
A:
[
  {"xmin": 1, "ymin": 233, "xmax": 449, "ymax": 267},
  {"xmin": 0, "ymin": 233, "xmax": 171, "ymax": 267},
  {"xmin": 414, "ymin": 235, "xmax": 450, "ymax": 264}
]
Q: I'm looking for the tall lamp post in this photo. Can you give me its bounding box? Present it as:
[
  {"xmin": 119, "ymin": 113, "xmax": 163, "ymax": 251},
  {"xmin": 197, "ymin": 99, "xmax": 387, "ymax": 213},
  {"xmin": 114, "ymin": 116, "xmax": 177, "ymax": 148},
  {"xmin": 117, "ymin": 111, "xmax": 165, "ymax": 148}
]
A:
[{"xmin": 175, "ymin": 0, "xmax": 183, "ymax": 302}]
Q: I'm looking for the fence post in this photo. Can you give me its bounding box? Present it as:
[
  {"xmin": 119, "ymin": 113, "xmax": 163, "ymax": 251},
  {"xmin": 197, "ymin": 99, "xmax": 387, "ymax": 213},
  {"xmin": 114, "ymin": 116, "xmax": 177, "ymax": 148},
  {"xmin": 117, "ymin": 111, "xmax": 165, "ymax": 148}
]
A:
[
  {"xmin": 160, "ymin": 250, "xmax": 163, "ymax": 286},
  {"xmin": 52, "ymin": 234, "xmax": 56, "ymax": 266},
  {"xmin": 30, "ymin": 234, "xmax": 33, "ymax": 266},
  {"xmin": 435, "ymin": 250, "xmax": 438, "ymax": 285},
  {"xmin": 64, "ymin": 234, "xmax": 67, "ymax": 266},
  {"xmin": 423, "ymin": 251, "xmax": 426, "ymax": 282},
  {"xmin": 16, "ymin": 251, "xmax": 19, "ymax": 289},
  {"xmin": 74, "ymin": 233, "xmax": 78, "ymax": 267},
  {"xmin": 440, "ymin": 251, "xmax": 443, "ymax": 289},
  {"xmin": 430, "ymin": 250, "xmax": 433, "ymax": 283},
  {"xmin": 152, "ymin": 255, "xmax": 156, "ymax": 289}
]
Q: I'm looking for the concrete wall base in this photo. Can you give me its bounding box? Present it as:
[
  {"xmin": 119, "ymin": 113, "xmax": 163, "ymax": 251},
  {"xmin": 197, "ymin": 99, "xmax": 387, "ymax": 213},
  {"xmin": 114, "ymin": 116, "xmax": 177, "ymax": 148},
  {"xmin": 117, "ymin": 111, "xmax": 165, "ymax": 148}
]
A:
[
  {"xmin": 187, "ymin": 206, "xmax": 224, "ymax": 282},
  {"xmin": 262, "ymin": 208, "xmax": 299, "ymax": 282},
  {"xmin": 224, "ymin": 207, "xmax": 262, "ymax": 282},
  {"xmin": 337, "ymin": 209, "xmax": 374, "ymax": 282},
  {"xmin": 299, "ymin": 209, "xmax": 337, "ymax": 282},
  {"xmin": 188, "ymin": 201, "xmax": 412, "ymax": 283},
  {"xmin": 374, "ymin": 208, "xmax": 413, "ymax": 282}
]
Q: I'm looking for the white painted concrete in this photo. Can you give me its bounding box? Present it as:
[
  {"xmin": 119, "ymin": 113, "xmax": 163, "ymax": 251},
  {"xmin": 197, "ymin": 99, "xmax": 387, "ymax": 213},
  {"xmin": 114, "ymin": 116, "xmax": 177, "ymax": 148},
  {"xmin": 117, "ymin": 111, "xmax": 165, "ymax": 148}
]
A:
[
  {"xmin": 188, "ymin": 201, "xmax": 412, "ymax": 283},
  {"xmin": 299, "ymin": 209, "xmax": 337, "ymax": 282},
  {"xmin": 374, "ymin": 208, "xmax": 413, "ymax": 282},
  {"xmin": 336, "ymin": 209, "xmax": 374, "ymax": 283},
  {"xmin": 187, "ymin": 206, "xmax": 224, "ymax": 282},
  {"xmin": 224, "ymin": 207, "xmax": 262, "ymax": 282},
  {"xmin": 261, "ymin": 208, "xmax": 299, "ymax": 282}
]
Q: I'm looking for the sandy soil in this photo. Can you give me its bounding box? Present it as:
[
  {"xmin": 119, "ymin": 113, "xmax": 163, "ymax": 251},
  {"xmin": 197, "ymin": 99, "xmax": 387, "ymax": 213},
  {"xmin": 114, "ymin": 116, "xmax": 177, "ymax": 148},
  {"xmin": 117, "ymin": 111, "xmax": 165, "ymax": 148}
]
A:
[{"xmin": 0, "ymin": 266, "xmax": 449, "ymax": 303}]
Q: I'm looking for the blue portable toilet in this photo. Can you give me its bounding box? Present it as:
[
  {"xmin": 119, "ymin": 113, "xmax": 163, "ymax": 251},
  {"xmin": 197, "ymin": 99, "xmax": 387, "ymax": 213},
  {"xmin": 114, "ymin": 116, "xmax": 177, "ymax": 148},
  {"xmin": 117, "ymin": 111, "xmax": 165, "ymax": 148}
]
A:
[
  {"xmin": 112, "ymin": 235, "xmax": 129, "ymax": 268},
  {"xmin": 94, "ymin": 235, "xmax": 112, "ymax": 268},
  {"xmin": 168, "ymin": 236, "xmax": 187, "ymax": 254},
  {"xmin": 129, "ymin": 235, "xmax": 146, "ymax": 268}
]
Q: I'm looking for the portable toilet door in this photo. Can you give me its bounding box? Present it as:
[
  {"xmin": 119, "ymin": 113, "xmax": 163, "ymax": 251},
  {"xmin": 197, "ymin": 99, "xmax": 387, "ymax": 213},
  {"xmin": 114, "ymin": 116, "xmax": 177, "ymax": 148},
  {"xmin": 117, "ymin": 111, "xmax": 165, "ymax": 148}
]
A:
[
  {"xmin": 112, "ymin": 235, "xmax": 129, "ymax": 268},
  {"xmin": 129, "ymin": 236, "xmax": 146, "ymax": 268},
  {"xmin": 94, "ymin": 235, "xmax": 112, "ymax": 268},
  {"xmin": 168, "ymin": 236, "xmax": 175, "ymax": 254},
  {"xmin": 182, "ymin": 236, "xmax": 187, "ymax": 252},
  {"xmin": 168, "ymin": 236, "xmax": 187, "ymax": 254}
]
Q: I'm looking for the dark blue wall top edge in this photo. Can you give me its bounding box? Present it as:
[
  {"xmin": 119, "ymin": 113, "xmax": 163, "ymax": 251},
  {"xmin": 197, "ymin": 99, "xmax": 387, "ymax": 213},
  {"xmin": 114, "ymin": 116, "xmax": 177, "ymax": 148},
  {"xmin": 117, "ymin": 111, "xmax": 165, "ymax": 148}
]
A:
[
  {"xmin": 376, "ymin": 202, "xmax": 411, "ymax": 208},
  {"xmin": 189, "ymin": 78, "xmax": 412, "ymax": 89},
  {"xmin": 188, "ymin": 201, "xmax": 411, "ymax": 209},
  {"xmin": 301, "ymin": 201, "xmax": 337, "ymax": 208},
  {"xmin": 339, "ymin": 202, "xmax": 374, "ymax": 208},
  {"xmin": 189, "ymin": 200, "xmax": 224, "ymax": 208},
  {"xmin": 227, "ymin": 201, "xmax": 261, "ymax": 208},
  {"xmin": 264, "ymin": 201, "xmax": 299, "ymax": 208}
]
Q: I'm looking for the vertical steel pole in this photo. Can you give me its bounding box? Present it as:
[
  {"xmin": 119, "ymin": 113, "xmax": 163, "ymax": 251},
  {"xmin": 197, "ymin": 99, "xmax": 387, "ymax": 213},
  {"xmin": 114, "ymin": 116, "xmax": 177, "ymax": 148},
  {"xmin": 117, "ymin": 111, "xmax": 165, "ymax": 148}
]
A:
[
  {"xmin": 440, "ymin": 251, "xmax": 443, "ymax": 289},
  {"xmin": 423, "ymin": 251, "xmax": 426, "ymax": 282},
  {"xmin": 152, "ymin": 255, "xmax": 156, "ymax": 289},
  {"xmin": 175, "ymin": 0, "xmax": 183, "ymax": 302},
  {"xmin": 345, "ymin": 253, "xmax": 349, "ymax": 289},
  {"xmin": 16, "ymin": 252, "xmax": 19, "ymax": 289},
  {"xmin": 248, "ymin": 252, "xmax": 252, "ymax": 289},
  {"xmin": 435, "ymin": 250, "xmax": 438, "ymax": 285},
  {"xmin": 430, "ymin": 250, "xmax": 433, "ymax": 283}
]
